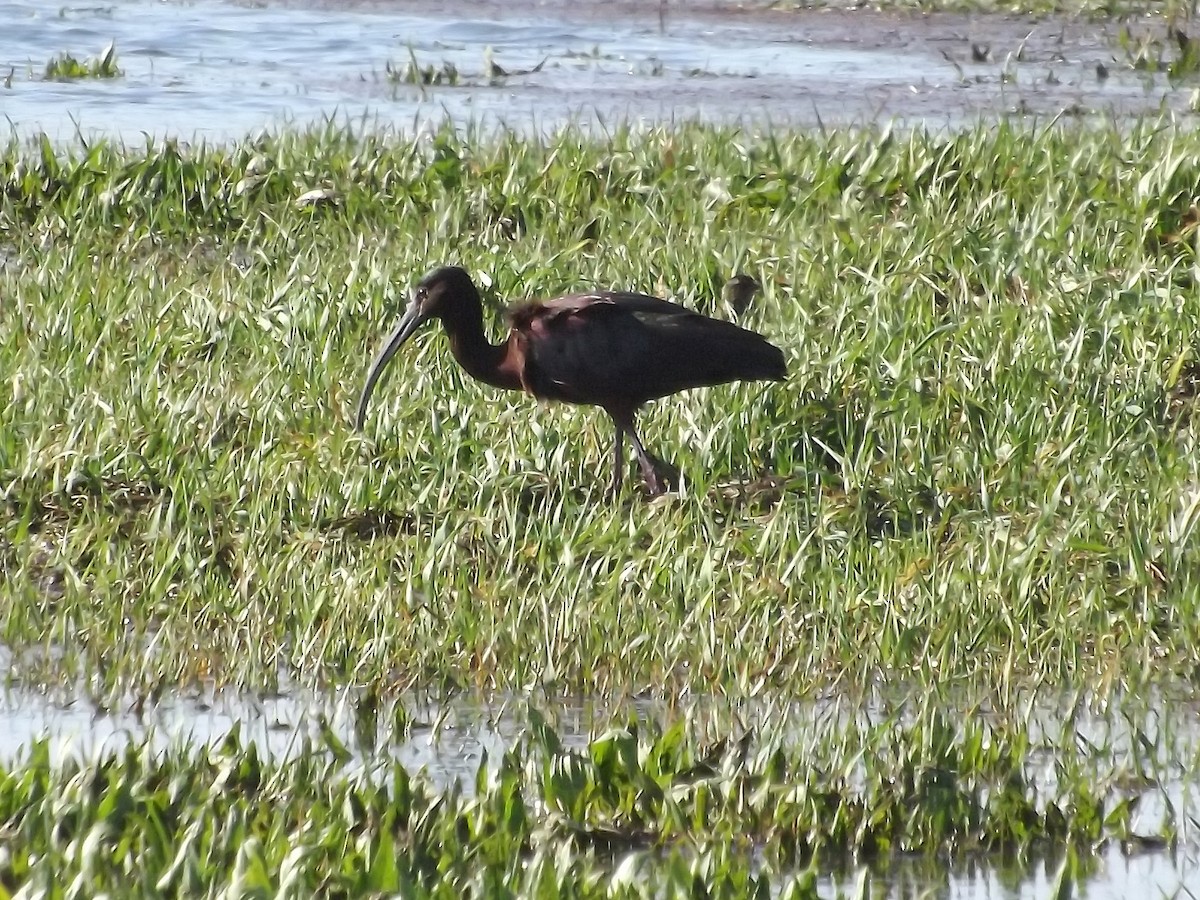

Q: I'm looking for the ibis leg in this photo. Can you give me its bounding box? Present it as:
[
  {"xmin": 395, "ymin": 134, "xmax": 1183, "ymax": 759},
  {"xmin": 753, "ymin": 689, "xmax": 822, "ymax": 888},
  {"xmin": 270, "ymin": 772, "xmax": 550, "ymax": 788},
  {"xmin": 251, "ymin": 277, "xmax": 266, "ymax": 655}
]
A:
[
  {"xmin": 607, "ymin": 407, "xmax": 674, "ymax": 497},
  {"xmin": 610, "ymin": 420, "xmax": 626, "ymax": 499},
  {"xmin": 626, "ymin": 422, "xmax": 671, "ymax": 496}
]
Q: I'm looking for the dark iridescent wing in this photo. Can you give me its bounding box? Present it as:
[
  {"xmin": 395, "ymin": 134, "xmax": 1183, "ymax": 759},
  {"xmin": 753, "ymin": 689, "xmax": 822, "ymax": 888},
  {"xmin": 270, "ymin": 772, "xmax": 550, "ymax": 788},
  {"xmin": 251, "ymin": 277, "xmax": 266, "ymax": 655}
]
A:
[{"xmin": 510, "ymin": 292, "xmax": 785, "ymax": 406}]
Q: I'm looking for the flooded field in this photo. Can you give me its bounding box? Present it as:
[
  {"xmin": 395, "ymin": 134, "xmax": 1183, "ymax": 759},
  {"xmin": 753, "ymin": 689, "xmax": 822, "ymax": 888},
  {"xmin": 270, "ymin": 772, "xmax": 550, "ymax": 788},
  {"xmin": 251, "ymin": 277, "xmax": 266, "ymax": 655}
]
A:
[
  {"xmin": 2, "ymin": 0, "xmax": 1196, "ymax": 140},
  {"xmin": 0, "ymin": 682, "xmax": 580, "ymax": 791},
  {"xmin": 5, "ymin": 680, "xmax": 1199, "ymax": 897},
  {"xmin": 8, "ymin": 0, "xmax": 1200, "ymax": 895}
]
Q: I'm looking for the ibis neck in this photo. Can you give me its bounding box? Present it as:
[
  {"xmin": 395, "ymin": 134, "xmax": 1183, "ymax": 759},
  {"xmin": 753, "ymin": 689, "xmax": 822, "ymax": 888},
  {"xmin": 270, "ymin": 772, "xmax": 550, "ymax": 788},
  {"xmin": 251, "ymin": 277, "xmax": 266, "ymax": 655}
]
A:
[{"xmin": 444, "ymin": 311, "xmax": 521, "ymax": 391}]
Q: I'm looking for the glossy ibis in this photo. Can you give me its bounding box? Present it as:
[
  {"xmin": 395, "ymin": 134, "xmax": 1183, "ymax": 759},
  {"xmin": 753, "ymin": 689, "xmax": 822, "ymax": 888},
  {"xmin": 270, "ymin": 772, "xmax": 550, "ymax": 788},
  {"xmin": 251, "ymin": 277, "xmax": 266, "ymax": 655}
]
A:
[{"xmin": 355, "ymin": 266, "xmax": 787, "ymax": 497}]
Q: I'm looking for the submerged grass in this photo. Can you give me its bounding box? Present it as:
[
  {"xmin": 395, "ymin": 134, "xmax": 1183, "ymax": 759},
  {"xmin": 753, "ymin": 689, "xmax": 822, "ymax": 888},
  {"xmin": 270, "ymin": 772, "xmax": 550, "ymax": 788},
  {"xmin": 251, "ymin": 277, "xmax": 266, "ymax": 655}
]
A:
[
  {"xmin": 42, "ymin": 42, "xmax": 122, "ymax": 81},
  {"xmin": 0, "ymin": 697, "xmax": 1182, "ymax": 897},
  {"xmin": 3, "ymin": 118, "xmax": 1200, "ymax": 704},
  {"xmin": 386, "ymin": 48, "xmax": 461, "ymax": 88}
]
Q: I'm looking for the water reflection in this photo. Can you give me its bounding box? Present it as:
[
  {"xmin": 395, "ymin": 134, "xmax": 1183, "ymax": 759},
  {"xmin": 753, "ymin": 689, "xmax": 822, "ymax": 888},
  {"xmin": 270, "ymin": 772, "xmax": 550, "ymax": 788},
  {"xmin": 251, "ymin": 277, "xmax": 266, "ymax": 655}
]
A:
[{"xmin": 825, "ymin": 844, "xmax": 1200, "ymax": 900}]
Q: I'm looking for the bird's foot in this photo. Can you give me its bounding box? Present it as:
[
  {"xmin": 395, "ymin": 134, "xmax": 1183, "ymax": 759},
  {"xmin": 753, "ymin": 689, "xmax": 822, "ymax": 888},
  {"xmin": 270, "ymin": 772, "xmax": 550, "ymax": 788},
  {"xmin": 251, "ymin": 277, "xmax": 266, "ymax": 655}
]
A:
[
  {"xmin": 640, "ymin": 455, "xmax": 679, "ymax": 497},
  {"xmin": 643, "ymin": 473, "xmax": 669, "ymax": 497}
]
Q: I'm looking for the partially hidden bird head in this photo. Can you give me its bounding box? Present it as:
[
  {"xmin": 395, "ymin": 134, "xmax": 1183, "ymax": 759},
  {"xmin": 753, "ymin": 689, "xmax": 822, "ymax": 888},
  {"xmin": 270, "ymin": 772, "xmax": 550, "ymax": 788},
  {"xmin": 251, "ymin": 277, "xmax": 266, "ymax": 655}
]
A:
[
  {"xmin": 723, "ymin": 273, "xmax": 761, "ymax": 316},
  {"xmin": 354, "ymin": 265, "xmax": 479, "ymax": 430}
]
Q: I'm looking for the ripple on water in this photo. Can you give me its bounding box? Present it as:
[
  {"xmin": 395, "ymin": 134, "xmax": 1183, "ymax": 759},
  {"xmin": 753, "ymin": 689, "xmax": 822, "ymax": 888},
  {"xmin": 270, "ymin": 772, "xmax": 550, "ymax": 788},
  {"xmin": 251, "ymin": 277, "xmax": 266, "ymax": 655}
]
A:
[{"xmin": 0, "ymin": 0, "xmax": 1191, "ymax": 142}]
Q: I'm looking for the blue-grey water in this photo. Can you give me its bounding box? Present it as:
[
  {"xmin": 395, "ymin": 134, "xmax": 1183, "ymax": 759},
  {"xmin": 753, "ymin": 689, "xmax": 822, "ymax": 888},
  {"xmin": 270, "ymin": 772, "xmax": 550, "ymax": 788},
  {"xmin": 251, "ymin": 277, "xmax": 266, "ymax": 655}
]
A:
[
  {"xmin": 1, "ymin": 0, "xmax": 1192, "ymax": 142},
  {"xmin": 2, "ymin": 682, "xmax": 1199, "ymax": 899}
]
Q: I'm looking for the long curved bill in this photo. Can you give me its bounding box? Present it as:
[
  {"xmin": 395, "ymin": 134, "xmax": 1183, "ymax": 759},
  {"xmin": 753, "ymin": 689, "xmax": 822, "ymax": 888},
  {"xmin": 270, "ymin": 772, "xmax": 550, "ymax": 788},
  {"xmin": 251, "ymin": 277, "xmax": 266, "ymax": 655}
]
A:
[{"xmin": 354, "ymin": 300, "xmax": 425, "ymax": 430}]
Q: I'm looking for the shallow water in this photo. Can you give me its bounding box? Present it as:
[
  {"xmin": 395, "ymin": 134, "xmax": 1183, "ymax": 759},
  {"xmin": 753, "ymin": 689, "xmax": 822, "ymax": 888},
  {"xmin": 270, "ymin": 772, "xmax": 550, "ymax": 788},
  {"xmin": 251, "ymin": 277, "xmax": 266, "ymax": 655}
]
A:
[
  {"xmin": 828, "ymin": 843, "xmax": 1200, "ymax": 900},
  {"xmin": 2, "ymin": 684, "xmax": 1199, "ymax": 897},
  {"xmin": 1, "ymin": 0, "xmax": 1193, "ymax": 142},
  {"xmin": 0, "ymin": 684, "xmax": 590, "ymax": 790}
]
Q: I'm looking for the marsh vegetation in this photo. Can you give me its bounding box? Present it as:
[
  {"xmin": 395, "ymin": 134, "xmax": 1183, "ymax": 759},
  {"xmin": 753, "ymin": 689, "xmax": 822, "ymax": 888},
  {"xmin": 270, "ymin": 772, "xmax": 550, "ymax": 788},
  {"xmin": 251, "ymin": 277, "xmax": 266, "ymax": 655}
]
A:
[
  {"xmin": 41, "ymin": 41, "xmax": 121, "ymax": 81},
  {"xmin": 4, "ymin": 116, "xmax": 1200, "ymax": 892}
]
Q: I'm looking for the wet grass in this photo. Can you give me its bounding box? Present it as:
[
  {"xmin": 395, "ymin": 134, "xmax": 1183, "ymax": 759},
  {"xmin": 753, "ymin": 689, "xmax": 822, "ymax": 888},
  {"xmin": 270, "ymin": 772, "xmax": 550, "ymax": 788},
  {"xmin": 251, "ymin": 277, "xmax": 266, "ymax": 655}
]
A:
[
  {"xmin": 386, "ymin": 49, "xmax": 461, "ymax": 88},
  {"xmin": 42, "ymin": 41, "xmax": 121, "ymax": 81},
  {"xmin": 381, "ymin": 48, "xmax": 549, "ymax": 92},
  {"xmin": 1115, "ymin": 16, "xmax": 1200, "ymax": 79},
  {"xmin": 6, "ymin": 119, "xmax": 1200, "ymax": 699},
  {"xmin": 4, "ymin": 116, "xmax": 1200, "ymax": 889},
  {"xmin": 0, "ymin": 694, "xmax": 1186, "ymax": 896}
]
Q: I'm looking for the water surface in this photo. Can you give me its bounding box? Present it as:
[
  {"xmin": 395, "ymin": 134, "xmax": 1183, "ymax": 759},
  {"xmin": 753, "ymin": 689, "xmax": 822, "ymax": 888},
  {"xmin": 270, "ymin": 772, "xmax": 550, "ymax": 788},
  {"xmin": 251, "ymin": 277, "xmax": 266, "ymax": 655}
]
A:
[
  {"xmin": 2, "ymin": 0, "xmax": 1191, "ymax": 141},
  {"xmin": 2, "ymin": 684, "xmax": 1199, "ymax": 898}
]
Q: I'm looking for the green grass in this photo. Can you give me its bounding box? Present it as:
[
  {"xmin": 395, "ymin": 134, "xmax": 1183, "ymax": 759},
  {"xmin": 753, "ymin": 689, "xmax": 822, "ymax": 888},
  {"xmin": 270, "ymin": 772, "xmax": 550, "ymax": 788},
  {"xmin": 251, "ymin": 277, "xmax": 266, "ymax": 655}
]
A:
[
  {"xmin": 5, "ymin": 111, "xmax": 1200, "ymax": 894},
  {"xmin": 3, "ymin": 119, "xmax": 1200, "ymax": 700},
  {"xmin": 42, "ymin": 42, "xmax": 122, "ymax": 81},
  {"xmin": 0, "ymin": 696, "xmax": 1179, "ymax": 897},
  {"xmin": 386, "ymin": 48, "xmax": 460, "ymax": 88},
  {"xmin": 380, "ymin": 47, "xmax": 547, "ymax": 92}
]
